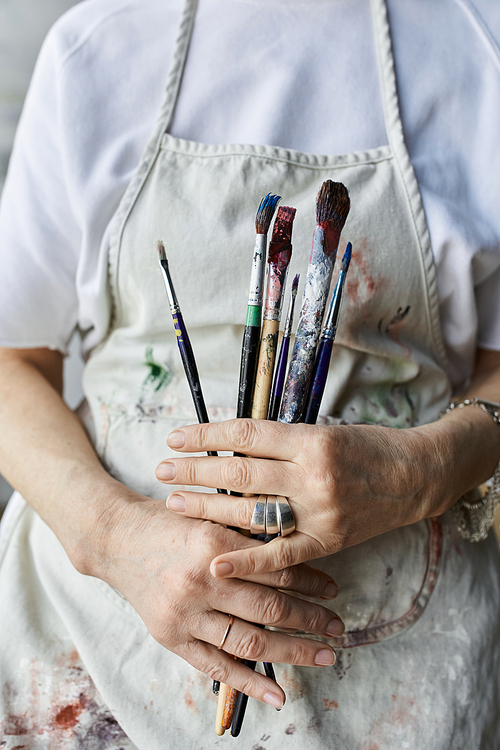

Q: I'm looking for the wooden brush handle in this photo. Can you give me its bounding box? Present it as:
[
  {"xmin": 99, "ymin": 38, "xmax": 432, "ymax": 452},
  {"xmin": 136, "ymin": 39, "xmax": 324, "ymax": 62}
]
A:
[
  {"xmin": 215, "ymin": 682, "xmax": 230, "ymax": 736},
  {"xmin": 252, "ymin": 319, "xmax": 279, "ymax": 420}
]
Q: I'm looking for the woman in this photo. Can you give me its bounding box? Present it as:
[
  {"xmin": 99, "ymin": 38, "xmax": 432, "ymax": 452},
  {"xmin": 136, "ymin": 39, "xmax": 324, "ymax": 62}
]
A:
[{"xmin": 1, "ymin": 0, "xmax": 500, "ymax": 747}]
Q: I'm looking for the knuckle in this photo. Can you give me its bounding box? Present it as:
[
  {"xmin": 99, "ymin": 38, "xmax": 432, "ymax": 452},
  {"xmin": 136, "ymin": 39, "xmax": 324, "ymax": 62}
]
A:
[
  {"xmin": 223, "ymin": 458, "xmax": 251, "ymax": 492},
  {"xmin": 234, "ymin": 500, "xmax": 252, "ymax": 529},
  {"xmin": 277, "ymin": 566, "xmax": 297, "ymax": 590},
  {"xmin": 207, "ymin": 660, "xmax": 231, "ymax": 685},
  {"xmin": 233, "ymin": 629, "xmax": 267, "ymax": 661},
  {"xmin": 304, "ymin": 606, "xmax": 326, "ymax": 634},
  {"xmin": 261, "ymin": 593, "xmax": 289, "ymax": 626},
  {"xmin": 289, "ymin": 639, "xmax": 311, "ymax": 664},
  {"xmin": 231, "ymin": 418, "xmax": 259, "ymax": 452},
  {"xmin": 180, "ymin": 457, "xmax": 200, "ymax": 485}
]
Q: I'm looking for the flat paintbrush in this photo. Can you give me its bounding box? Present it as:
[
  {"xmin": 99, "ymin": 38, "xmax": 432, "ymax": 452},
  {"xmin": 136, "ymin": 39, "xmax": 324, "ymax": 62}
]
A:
[
  {"xmin": 237, "ymin": 193, "xmax": 280, "ymax": 418},
  {"xmin": 279, "ymin": 181, "xmax": 350, "ymax": 424},
  {"xmin": 252, "ymin": 206, "xmax": 296, "ymax": 420},
  {"xmin": 268, "ymin": 274, "xmax": 300, "ymax": 421},
  {"xmin": 303, "ymin": 242, "xmax": 352, "ymax": 425}
]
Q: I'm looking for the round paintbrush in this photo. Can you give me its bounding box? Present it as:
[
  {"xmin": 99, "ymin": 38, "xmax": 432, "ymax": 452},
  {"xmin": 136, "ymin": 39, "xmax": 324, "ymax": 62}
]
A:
[
  {"xmin": 303, "ymin": 242, "xmax": 353, "ymax": 424},
  {"xmin": 252, "ymin": 206, "xmax": 296, "ymax": 420},
  {"xmin": 279, "ymin": 181, "xmax": 350, "ymax": 424},
  {"xmin": 237, "ymin": 193, "xmax": 280, "ymax": 419},
  {"xmin": 268, "ymin": 274, "xmax": 300, "ymax": 421}
]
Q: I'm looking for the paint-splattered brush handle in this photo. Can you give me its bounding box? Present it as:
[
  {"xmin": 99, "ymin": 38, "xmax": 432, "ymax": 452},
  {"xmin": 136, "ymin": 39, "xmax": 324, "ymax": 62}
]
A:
[
  {"xmin": 303, "ymin": 338, "xmax": 334, "ymax": 425},
  {"xmin": 268, "ymin": 333, "xmax": 291, "ymax": 421},
  {"xmin": 237, "ymin": 321, "xmax": 261, "ymax": 418},
  {"xmin": 279, "ymin": 225, "xmax": 339, "ymax": 423},
  {"xmin": 303, "ymin": 242, "xmax": 352, "ymax": 425},
  {"xmin": 252, "ymin": 319, "xmax": 279, "ymax": 419}
]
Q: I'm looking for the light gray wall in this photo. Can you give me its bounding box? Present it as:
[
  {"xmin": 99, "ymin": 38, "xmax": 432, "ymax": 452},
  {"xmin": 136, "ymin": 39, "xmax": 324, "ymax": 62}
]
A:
[{"xmin": 0, "ymin": 0, "xmax": 84, "ymax": 511}]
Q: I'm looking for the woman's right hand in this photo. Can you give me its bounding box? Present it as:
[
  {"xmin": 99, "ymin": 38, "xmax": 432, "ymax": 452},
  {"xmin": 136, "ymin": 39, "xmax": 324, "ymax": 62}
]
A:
[{"xmin": 90, "ymin": 493, "xmax": 344, "ymax": 708}]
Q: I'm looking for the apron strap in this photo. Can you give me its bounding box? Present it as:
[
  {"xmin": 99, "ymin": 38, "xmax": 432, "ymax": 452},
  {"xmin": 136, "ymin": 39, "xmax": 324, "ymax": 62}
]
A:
[
  {"xmin": 158, "ymin": 0, "xmax": 199, "ymax": 137},
  {"xmin": 370, "ymin": 0, "xmax": 448, "ymax": 370}
]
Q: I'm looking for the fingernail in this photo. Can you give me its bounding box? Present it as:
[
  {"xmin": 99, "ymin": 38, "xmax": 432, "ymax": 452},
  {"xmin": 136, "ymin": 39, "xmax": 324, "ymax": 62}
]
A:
[
  {"xmin": 212, "ymin": 561, "xmax": 234, "ymax": 578},
  {"xmin": 167, "ymin": 430, "xmax": 185, "ymax": 449},
  {"xmin": 325, "ymin": 617, "xmax": 345, "ymax": 637},
  {"xmin": 167, "ymin": 494, "xmax": 186, "ymax": 512},
  {"xmin": 263, "ymin": 693, "xmax": 284, "ymax": 709},
  {"xmin": 315, "ymin": 648, "xmax": 335, "ymax": 666},
  {"xmin": 321, "ymin": 582, "xmax": 339, "ymax": 600},
  {"xmin": 156, "ymin": 463, "xmax": 176, "ymax": 481}
]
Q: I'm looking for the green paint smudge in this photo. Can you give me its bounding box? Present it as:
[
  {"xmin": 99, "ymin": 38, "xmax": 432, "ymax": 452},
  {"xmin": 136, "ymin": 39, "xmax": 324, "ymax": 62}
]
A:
[{"xmin": 142, "ymin": 346, "xmax": 173, "ymax": 393}]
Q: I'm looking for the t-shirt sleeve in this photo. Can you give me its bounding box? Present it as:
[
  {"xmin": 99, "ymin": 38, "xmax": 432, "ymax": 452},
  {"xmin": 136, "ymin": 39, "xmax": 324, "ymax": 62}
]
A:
[{"xmin": 0, "ymin": 26, "xmax": 81, "ymax": 355}]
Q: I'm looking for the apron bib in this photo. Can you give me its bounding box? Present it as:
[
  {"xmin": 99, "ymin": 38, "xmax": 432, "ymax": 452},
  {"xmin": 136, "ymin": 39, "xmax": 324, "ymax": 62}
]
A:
[{"xmin": 1, "ymin": 1, "xmax": 500, "ymax": 748}]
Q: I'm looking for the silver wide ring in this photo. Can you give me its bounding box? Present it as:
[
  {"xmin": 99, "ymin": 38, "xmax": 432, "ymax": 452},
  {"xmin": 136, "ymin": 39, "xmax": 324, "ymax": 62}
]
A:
[
  {"xmin": 276, "ymin": 496, "xmax": 296, "ymax": 537},
  {"xmin": 250, "ymin": 495, "xmax": 267, "ymax": 535},
  {"xmin": 265, "ymin": 495, "xmax": 280, "ymax": 536}
]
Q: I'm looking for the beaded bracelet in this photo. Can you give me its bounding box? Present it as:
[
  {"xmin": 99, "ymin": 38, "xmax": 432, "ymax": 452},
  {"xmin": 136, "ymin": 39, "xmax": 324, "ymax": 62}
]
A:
[{"xmin": 438, "ymin": 398, "xmax": 500, "ymax": 542}]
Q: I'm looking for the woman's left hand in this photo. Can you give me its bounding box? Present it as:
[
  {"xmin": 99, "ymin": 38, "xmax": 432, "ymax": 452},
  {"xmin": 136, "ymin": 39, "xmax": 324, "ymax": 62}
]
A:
[{"xmin": 155, "ymin": 417, "xmax": 450, "ymax": 579}]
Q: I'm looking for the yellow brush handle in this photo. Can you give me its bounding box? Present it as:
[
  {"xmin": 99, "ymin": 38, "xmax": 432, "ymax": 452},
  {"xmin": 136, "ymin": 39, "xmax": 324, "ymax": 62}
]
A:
[
  {"xmin": 251, "ymin": 319, "xmax": 279, "ymax": 420},
  {"xmin": 216, "ymin": 683, "xmax": 230, "ymax": 736}
]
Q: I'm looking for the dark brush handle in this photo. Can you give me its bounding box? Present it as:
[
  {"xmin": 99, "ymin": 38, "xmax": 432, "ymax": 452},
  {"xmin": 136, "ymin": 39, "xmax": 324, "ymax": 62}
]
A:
[
  {"xmin": 303, "ymin": 337, "xmax": 334, "ymax": 425},
  {"xmin": 268, "ymin": 334, "xmax": 291, "ymax": 421},
  {"xmin": 237, "ymin": 324, "xmax": 261, "ymax": 419}
]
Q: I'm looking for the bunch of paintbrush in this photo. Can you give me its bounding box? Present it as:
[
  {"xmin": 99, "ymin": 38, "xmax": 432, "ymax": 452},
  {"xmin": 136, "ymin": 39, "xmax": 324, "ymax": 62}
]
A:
[
  {"xmin": 251, "ymin": 206, "xmax": 296, "ymax": 419},
  {"xmin": 279, "ymin": 181, "xmax": 350, "ymax": 424},
  {"xmin": 303, "ymin": 242, "xmax": 352, "ymax": 424}
]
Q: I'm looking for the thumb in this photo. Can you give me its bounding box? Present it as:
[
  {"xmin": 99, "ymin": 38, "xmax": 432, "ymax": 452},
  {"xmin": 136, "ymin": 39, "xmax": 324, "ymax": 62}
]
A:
[{"xmin": 210, "ymin": 534, "xmax": 320, "ymax": 579}]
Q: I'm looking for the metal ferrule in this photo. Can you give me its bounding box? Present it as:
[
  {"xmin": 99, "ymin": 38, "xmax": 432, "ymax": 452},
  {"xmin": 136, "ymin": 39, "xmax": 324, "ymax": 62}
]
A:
[
  {"xmin": 247, "ymin": 234, "xmax": 267, "ymax": 307},
  {"xmin": 322, "ymin": 269, "xmax": 346, "ymax": 338},
  {"xmin": 283, "ymin": 289, "xmax": 297, "ymax": 338},
  {"xmin": 159, "ymin": 260, "xmax": 180, "ymax": 314}
]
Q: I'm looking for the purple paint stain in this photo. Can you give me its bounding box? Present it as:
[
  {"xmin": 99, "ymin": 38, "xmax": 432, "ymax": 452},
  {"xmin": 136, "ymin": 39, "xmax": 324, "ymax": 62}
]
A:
[{"xmin": 285, "ymin": 724, "xmax": 297, "ymax": 735}]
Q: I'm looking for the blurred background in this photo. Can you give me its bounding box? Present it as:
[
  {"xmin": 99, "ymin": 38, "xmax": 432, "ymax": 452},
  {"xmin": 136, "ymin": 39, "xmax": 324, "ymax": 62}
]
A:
[{"xmin": 0, "ymin": 0, "xmax": 84, "ymax": 513}]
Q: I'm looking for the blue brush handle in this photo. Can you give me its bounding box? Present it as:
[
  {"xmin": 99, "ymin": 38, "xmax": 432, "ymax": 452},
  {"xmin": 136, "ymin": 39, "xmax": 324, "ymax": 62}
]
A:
[
  {"xmin": 303, "ymin": 337, "xmax": 334, "ymax": 425},
  {"xmin": 268, "ymin": 334, "xmax": 291, "ymax": 421}
]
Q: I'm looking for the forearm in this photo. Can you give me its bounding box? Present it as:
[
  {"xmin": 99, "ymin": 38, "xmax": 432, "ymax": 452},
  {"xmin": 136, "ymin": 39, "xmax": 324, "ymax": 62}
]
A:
[
  {"xmin": 0, "ymin": 348, "xmax": 131, "ymax": 574},
  {"xmin": 416, "ymin": 348, "xmax": 500, "ymax": 518}
]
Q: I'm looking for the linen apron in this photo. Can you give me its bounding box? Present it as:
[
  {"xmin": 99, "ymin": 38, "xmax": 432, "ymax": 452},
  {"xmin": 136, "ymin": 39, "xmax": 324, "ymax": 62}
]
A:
[{"xmin": 2, "ymin": 0, "xmax": 500, "ymax": 747}]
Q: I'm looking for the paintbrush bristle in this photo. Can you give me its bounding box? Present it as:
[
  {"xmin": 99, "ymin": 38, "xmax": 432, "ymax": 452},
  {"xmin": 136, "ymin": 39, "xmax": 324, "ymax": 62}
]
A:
[
  {"xmin": 271, "ymin": 206, "xmax": 296, "ymax": 244},
  {"xmin": 157, "ymin": 240, "xmax": 167, "ymax": 262},
  {"xmin": 292, "ymin": 274, "xmax": 300, "ymax": 294},
  {"xmin": 316, "ymin": 180, "xmax": 350, "ymax": 231},
  {"xmin": 256, "ymin": 193, "xmax": 281, "ymax": 235},
  {"xmin": 341, "ymin": 242, "xmax": 352, "ymax": 273}
]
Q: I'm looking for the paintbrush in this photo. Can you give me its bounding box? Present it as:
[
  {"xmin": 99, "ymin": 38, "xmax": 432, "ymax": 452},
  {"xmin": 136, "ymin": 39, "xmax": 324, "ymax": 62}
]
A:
[
  {"xmin": 215, "ymin": 682, "xmax": 231, "ymax": 736},
  {"xmin": 157, "ymin": 242, "xmax": 228, "ymax": 701},
  {"xmin": 252, "ymin": 207, "xmax": 296, "ymax": 420},
  {"xmin": 303, "ymin": 242, "xmax": 352, "ymax": 425},
  {"xmin": 157, "ymin": 242, "xmax": 227, "ymax": 484},
  {"xmin": 237, "ymin": 193, "xmax": 281, "ymax": 419},
  {"xmin": 268, "ymin": 274, "xmax": 300, "ymax": 421},
  {"xmin": 220, "ymin": 195, "xmax": 280, "ymax": 729},
  {"xmin": 228, "ymin": 209, "xmax": 296, "ymax": 731},
  {"xmin": 279, "ymin": 181, "xmax": 350, "ymax": 424}
]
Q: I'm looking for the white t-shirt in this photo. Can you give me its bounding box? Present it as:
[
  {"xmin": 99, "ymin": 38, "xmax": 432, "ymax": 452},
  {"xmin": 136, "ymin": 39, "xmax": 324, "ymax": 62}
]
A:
[{"xmin": 0, "ymin": 0, "xmax": 499, "ymax": 389}]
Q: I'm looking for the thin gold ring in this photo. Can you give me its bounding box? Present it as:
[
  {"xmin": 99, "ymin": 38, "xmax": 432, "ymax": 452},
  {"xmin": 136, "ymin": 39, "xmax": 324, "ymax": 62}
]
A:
[{"xmin": 218, "ymin": 614, "xmax": 234, "ymax": 651}]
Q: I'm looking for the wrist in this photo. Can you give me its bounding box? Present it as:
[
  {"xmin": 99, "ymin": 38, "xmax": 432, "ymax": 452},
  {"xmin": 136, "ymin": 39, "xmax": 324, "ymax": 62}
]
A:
[
  {"xmin": 414, "ymin": 406, "xmax": 500, "ymax": 519},
  {"xmin": 62, "ymin": 468, "xmax": 142, "ymax": 578}
]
